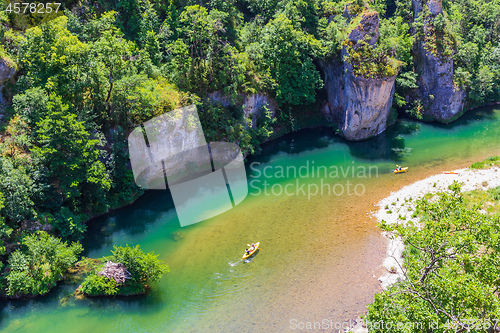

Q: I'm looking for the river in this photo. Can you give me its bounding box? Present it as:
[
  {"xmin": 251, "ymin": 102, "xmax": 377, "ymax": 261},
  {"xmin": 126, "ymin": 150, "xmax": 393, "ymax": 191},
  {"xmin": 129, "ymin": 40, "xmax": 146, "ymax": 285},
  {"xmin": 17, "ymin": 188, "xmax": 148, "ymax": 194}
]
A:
[{"xmin": 1, "ymin": 106, "xmax": 500, "ymax": 333}]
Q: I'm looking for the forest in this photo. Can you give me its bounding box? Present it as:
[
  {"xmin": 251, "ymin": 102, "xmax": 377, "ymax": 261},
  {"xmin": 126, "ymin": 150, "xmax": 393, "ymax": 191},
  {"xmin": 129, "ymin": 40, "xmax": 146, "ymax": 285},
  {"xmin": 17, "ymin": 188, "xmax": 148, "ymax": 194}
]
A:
[{"xmin": 0, "ymin": 0, "xmax": 498, "ymax": 298}]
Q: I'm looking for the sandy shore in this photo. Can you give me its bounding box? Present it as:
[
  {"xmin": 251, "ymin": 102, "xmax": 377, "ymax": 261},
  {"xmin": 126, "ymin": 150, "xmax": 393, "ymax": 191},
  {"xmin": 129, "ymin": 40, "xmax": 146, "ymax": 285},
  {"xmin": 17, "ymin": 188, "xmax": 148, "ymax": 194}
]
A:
[{"xmin": 348, "ymin": 166, "xmax": 500, "ymax": 332}]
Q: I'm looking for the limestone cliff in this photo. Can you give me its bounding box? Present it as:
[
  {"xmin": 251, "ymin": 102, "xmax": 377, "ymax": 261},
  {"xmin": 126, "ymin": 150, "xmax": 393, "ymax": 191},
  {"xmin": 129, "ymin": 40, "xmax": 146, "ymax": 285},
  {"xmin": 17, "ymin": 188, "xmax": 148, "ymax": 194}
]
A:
[
  {"xmin": 0, "ymin": 58, "xmax": 16, "ymax": 106},
  {"xmin": 341, "ymin": 67, "xmax": 396, "ymax": 141},
  {"xmin": 207, "ymin": 92, "xmax": 277, "ymax": 129},
  {"xmin": 320, "ymin": 11, "xmax": 397, "ymax": 141},
  {"xmin": 412, "ymin": 0, "xmax": 465, "ymax": 122}
]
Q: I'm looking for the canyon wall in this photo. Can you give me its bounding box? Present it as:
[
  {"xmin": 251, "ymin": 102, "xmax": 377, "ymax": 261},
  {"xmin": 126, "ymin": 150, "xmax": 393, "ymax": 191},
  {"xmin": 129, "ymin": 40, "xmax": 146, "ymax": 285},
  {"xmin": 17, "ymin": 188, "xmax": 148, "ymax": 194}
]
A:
[{"xmin": 412, "ymin": 0, "xmax": 465, "ymax": 122}]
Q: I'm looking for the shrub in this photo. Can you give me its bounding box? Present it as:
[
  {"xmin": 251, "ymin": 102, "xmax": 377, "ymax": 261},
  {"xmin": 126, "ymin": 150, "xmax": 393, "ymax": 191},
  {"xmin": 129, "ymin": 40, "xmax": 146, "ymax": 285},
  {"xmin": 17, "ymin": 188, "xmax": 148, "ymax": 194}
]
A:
[
  {"xmin": 5, "ymin": 231, "xmax": 82, "ymax": 296},
  {"xmin": 80, "ymin": 274, "xmax": 118, "ymax": 296},
  {"xmin": 80, "ymin": 244, "xmax": 169, "ymax": 296}
]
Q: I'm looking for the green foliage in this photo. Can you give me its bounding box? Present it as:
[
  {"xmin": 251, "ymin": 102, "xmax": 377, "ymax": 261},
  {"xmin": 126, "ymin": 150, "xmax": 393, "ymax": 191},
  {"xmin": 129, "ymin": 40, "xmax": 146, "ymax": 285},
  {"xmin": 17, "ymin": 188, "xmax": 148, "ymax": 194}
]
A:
[
  {"xmin": 5, "ymin": 231, "xmax": 82, "ymax": 296},
  {"xmin": 112, "ymin": 74, "xmax": 192, "ymax": 125},
  {"xmin": 198, "ymin": 101, "xmax": 254, "ymax": 155},
  {"xmin": 52, "ymin": 208, "xmax": 88, "ymax": 241},
  {"xmin": 13, "ymin": 87, "xmax": 50, "ymax": 127},
  {"xmin": 32, "ymin": 95, "xmax": 111, "ymax": 212},
  {"xmin": 111, "ymin": 244, "xmax": 168, "ymax": 284},
  {"xmin": 80, "ymin": 274, "xmax": 118, "ymax": 296},
  {"xmin": 80, "ymin": 244, "xmax": 169, "ymax": 296},
  {"xmin": 0, "ymin": 157, "xmax": 36, "ymax": 222},
  {"xmin": 66, "ymin": 10, "xmax": 120, "ymax": 43},
  {"xmin": 346, "ymin": 41, "xmax": 400, "ymax": 79},
  {"xmin": 448, "ymin": 0, "xmax": 500, "ymax": 105},
  {"xmin": 19, "ymin": 16, "xmax": 89, "ymax": 100},
  {"xmin": 378, "ymin": 17, "xmax": 413, "ymax": 67},
  {"xmin": 318, "ymin": 14, "xmax": 348, "ymax": 58},
  {"xmin": 336, "ymin": 9, "xmax": 411, "ymax": 80},
  {"xmin": 0, "ymin": 194, "xmax": 13, "ymax": 285},
  {"xmin": 244, "ymin": 0, "xmax": 279, "ymax": 20},
  {"xmin": 367, "ymin": 182, "xmax": 500, "ymax": 332},
  {"xmin": 470, "ymin": 156, "xmax": 500, "ymax": 169},
  {"xmin": 249, "ymin": 14, "xmax": 323, "ymax": 105}
]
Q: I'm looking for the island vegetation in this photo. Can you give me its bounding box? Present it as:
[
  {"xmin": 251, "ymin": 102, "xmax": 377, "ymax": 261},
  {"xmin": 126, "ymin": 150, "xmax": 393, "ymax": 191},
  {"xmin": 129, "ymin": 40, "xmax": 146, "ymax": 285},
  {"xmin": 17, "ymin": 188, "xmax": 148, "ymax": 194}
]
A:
[
  {"xmin": 0, "ymin": 0, "xmax": 498, "ymax": 299},
  {"xmin": 78, "ymin": 245, "xmax": 169, "ymax": 296}
]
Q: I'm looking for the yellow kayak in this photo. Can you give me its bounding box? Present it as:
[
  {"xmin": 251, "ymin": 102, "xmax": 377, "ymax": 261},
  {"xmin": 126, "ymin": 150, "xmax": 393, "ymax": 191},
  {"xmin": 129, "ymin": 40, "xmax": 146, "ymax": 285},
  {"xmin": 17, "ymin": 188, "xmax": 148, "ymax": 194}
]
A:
[
  {"xmin": 242, "ymin": 242, "xmax": 260, "ymax": 260},
  {"xmin": 393, "ymin": 167, "xmax": 408, "ymax": 174}
]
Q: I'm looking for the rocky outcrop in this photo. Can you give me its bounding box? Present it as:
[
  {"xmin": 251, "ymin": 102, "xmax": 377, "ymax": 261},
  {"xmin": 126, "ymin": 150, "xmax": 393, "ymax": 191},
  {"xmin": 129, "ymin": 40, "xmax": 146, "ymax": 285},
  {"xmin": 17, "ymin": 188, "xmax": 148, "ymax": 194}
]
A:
[
  {"xmin": 320, "ymin": 11, "xmax": 397, "ymax": 141},
  {"xmin": 412, "ymin": 0, "xmax": 465, "ymax": 122},
  {"xmin": 413, "ymin": 43, "xmax": 465, "ymax": 122},
  {"xmin": 208, "ymin": 92, "xmax": 277, "ymax": 129},
  {"xmin": 242, "ymin": 93, "xmax": 277, "ymax": 129},
  {"xmin": 0, "ymin": 58, "xmax": 16, "ymax": 105},
  {"xmin": 346, "ymin": 11, "xmax": 379, "ymax": 47},
  {"xmin": 341, "ymin": 67, "xmax": 396, "ymax": 140},
  {"xmin": 412, "ymin": 0, "xmax": 443, "ymax": 15},
  {"xmin": 318, "ymin": 59, "xmax": 344, "ymax": 124}
]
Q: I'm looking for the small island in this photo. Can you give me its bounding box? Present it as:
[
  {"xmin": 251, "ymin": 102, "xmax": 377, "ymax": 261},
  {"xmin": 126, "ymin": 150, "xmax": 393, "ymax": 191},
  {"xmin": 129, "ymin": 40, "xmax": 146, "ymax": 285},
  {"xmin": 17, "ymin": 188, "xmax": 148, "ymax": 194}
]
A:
[{"xmin": 76, "ymin": 245, "xmax": 169, "ymax": 297}]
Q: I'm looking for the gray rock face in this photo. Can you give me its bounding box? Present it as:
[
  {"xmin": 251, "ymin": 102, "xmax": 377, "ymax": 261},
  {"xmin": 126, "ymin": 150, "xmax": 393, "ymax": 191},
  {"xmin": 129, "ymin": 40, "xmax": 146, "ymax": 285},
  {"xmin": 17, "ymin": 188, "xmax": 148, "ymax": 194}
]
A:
[
  {"xmin": 414, "ymin": 43, "xmax": 465, "ymax": 122},
  {"xmin": 208, "ymin": 92, "xmax": 277, "ymax": 129},
  {"xmin": 242, "ymin": 93, "xmax": 277, "ymax": 129},
  {"xmin": 412, "ymin": 0, "xmax": 442, "ymax": 16},
  {"xmin": 341, "ymin": 67, "xmax": 396, "ymax": 141},
  {"xmin": 427, "ymin": 0, "xmax": 443, "ymax": 15},
  {"xmin": 318, "ymin": 59, "xmax": 344, "ymax": 124},
  {"xmin": 0, "ymin": 58, "xmax": 16, "ymax": 105},
  {"xmin": 347, "ymin": 11, "xmax": 379, "ymax": 47},
  {"xmin": 320, "ymin": 11, "xmax": 397, "ymax": 141},
  {"xmin": 0, "ymin": 59, "xmax": 15, "ymax": 83},
  {"xmin": 412, "ymin": 0, "xmax": 465, "ymax": 123}
]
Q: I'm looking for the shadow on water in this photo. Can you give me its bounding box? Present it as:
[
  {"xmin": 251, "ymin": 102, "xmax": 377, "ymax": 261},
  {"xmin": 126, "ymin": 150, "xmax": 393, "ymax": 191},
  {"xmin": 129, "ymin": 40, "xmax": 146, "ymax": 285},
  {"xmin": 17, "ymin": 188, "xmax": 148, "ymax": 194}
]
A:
[
  {"xmin": 82, "ymin": 190, "xmax": 177, "ymax": 255},
  {"xmin": 425, "ymin": 105, "xmax": 499, "ymax": 130},
  {"xmin": 247, "ymin": 122, "xmax": 421, "ymax": 165},
  {"xmin": 347, "ymin": 121, "xmax": 421, "ymax": 161},
  {"xmin": 248, "ymin": 106, "xmax": 498, "ymax": 166},
  {"xmin": 0, "ymin": 274, "xmax": 167, "ymax": 329},
  {"xmin": 249, "ymin": 127, "xmax": 337, "ymax": 165}
]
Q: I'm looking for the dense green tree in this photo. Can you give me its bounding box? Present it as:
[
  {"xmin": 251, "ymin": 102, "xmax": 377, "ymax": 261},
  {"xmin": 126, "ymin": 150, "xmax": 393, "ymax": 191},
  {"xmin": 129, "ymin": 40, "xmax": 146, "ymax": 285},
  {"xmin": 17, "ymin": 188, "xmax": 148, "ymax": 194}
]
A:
[
  {"xmin": 248, "ymin": 14, "xmax": 323, "ymax": 105},
  {"xmin": 19, "ymin": 16, "xmax": 89, "ymax": 104},
  {"xmin": 368, "ymin": 183, "xmax": 500, "ymax": 332},
  {"xmin": 0, "ymin": 193, "xmax": 12, "ymax": 256},
  {"xmin": 5, "ymin": 231, "xmax": 82, "ymax": 296},
  {"xmin": 80, "ymin": 244, "xmax": 169, "ymax": 296},
  {"xmin": 32, "ymin": 95, "xmax": 111, "ymax": 213},
  {"xmin": 0, "ymin": 158, "xmax": 36, "ymax": 222},
  {"xmin": 448, "ymin": 0, "xmax": 500, "ymax": 105}
]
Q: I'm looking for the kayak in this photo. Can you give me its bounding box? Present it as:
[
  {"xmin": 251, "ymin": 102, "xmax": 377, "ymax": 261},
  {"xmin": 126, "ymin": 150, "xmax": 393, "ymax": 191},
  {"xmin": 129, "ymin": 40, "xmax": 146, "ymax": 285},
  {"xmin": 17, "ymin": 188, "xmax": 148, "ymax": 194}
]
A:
[
  {"xmin": 443, "ymin": 171, "xmax": 459, "ymax": 174},
  {"xmin": 393, "ymin": 167, "xmax": 408, "ymax": 174},
  {"xmin": 242, "ymin": 242, "xmax": 260, "ymax": 260}
]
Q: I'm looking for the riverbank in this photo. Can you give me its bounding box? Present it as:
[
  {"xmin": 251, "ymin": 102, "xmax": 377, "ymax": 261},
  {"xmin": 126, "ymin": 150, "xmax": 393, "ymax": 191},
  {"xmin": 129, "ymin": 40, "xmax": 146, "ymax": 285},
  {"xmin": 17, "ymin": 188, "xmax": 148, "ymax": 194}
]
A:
[{"xmin": 348, "ymin": 164, "xmax": 500, "ymax": 332}]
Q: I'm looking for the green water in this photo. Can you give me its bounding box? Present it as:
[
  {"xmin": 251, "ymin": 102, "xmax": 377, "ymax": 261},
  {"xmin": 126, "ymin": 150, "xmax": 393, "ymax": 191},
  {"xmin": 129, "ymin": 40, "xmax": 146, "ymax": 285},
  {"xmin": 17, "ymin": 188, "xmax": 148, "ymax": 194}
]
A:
[{"xmin": 2, "ymin": 107, "xmax": 500, "ymax": 333}]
